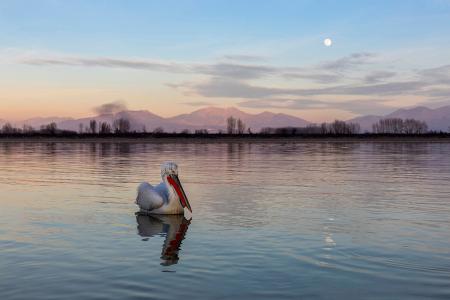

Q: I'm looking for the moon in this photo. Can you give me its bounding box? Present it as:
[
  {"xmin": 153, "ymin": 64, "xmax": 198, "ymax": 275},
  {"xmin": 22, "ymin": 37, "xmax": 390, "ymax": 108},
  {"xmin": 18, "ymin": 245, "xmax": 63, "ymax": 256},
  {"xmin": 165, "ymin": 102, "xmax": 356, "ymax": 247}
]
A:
[{"xmin": 323, "ymin": 38, "xmax": 332, "ymax": 47}]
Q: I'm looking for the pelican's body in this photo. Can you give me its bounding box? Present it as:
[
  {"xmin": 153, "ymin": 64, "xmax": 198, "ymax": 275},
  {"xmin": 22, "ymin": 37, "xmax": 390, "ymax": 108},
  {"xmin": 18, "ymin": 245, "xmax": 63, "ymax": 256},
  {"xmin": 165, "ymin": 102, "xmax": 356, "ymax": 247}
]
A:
[{"xmin": 136, "ymin": 162, "xmax": 192, "ymax": 215}]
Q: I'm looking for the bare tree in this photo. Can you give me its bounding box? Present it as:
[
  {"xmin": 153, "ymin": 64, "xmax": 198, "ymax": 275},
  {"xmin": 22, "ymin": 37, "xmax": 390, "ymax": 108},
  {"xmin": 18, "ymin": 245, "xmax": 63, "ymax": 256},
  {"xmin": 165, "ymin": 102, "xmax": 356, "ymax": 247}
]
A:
[
  {"xmin": 153, "ymin": 127, "xmax": 164, "ymax": 134},
  {"xmin": 99, "ymin": 122, "xmax": 112, "ymax": 134},
  {"xmin": 372, "ymin": 118, "xmax": 427, "ymax": 134},
  {"xmin": 22, "ymin": 124, "xmax": 34, "ymax": 133},
  {"xmin": 237, "ymin": 118, "xmax": 246, "ymax": 134},
  {"xmin": 113, "ymin": 118, "xmax": 130, "ymax": 133},
  {"xmin": 1, "ymin": 123, "xmax": 15, "ymax": 134},
  {"xmin": 403, "ymin": 119, "xmax": 428, "ymax": 134},
  {"xmin": 320, "ymin": 123, "xmax": 328, "ymax": 134},
  {"xmin": 227, "ymin": 116, "xmax": 237, "ymax": 134},
  {"xmin": 195, "ymin": 129, "xmax": 208, "ymax": 134},
  {"xmin": 89, "ymin": 119, "xmax": 97, "ymax": 134},
  {"xmin": 41, "ymin": 122, "xmax": 58, "ymax": 134},
  {"xmin": 329, "ymin": 120, "xmax": 350, "ymax": 134},
  {"xmin": 374, "ymin": 118, "xmax": 403, "ymax": 134}
]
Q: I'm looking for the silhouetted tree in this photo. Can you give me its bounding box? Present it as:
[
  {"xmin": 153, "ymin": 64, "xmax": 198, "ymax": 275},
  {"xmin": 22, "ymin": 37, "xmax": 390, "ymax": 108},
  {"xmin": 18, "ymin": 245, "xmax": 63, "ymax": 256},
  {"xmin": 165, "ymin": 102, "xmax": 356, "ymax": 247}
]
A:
[
  {"xmin": 403, "ymin": 118, "xmax": 428, "ymax": 134},
  {"xmin": 1, "ymin": 123, "xmax": 16, "ymax": 134},
  {"xmin": 89, "ymin": 119, "xmax": 97, "ymax": 134},
  {"xmin": 41, "ymin": 122, "xmax": 58, "ymax": 135},
  {"xmin": 153, "ymin": 127, "xmax": 164, "ymax": 134},
  {"xmin": 227, "ymin": 116, "xmax": 237, "ymax": 134},
  {"xmin": 260, "ymin": 127, "xmax": 272, "ymax": 134},
  {"xmin": 22, "ymin": 124, "xmax": 34, "ymax": 133},
  {"xmin": 320, "ymin": 123, "xmax": 327, "ymax": 134},
  {"xmin": 113, "ymin": 118, "xmax": 130, "ymax": 133},
  {"xmin": 195, "ymin": 129, "xmax": 208, "ymax": 134},
  {"xmin": 372, "ymin": 118, "xmax": 427, "ymax": 134},
  {"xmin": 99, "ymin": 122, "xmax": 112, "ymax": 134},
  {"xmin": 237, "ymin": 118, "xmax": 246, "ymax": 134}
]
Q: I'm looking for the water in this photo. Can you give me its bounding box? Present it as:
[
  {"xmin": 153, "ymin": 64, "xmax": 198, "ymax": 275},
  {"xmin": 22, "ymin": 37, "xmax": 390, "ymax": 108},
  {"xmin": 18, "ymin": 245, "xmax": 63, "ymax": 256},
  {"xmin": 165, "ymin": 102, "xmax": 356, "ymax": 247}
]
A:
[{"xmin": 0, "ymin": 140, "xmax": 449, "ymax": 299}]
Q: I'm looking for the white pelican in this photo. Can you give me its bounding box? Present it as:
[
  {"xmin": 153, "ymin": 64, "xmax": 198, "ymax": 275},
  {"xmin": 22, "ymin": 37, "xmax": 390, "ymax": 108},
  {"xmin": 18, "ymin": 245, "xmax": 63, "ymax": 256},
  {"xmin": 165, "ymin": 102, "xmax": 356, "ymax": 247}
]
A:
[
  {"xmin": 136, "ymin": 214, "xmax": 191, "ymax": 266},
  {"xmin": 136, "ymin": 162, "xmax": 192, "ymax": 215}
]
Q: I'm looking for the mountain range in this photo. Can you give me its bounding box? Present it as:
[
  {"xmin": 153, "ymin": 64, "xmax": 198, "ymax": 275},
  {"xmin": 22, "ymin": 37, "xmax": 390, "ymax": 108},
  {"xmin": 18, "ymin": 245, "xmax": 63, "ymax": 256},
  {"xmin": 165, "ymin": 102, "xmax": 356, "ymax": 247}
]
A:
[
  {"xmin": 348, "ymin": 105, "xmax": 450, "ymax": 132},
  {"xmin": 2, "ymin": 105, "xmax": 450, "ymax": 132},
  {"xmin": 13, "ymin": 107, "xmax": 310, "ymax": 133}
]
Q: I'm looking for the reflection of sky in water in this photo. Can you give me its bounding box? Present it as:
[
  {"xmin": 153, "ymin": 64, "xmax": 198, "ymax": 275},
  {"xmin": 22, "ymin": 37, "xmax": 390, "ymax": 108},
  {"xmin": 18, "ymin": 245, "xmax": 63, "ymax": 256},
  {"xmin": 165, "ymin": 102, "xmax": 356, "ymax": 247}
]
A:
[{"xmin": 0, "ymin": 141, "xmax": 450, "ymax": 299}]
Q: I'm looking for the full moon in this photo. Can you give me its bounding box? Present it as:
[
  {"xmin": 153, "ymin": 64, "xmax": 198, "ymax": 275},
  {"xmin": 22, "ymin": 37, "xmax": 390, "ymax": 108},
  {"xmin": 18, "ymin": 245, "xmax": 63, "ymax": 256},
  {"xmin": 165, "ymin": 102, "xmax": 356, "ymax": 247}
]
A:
[{"xmin": 324, "ymin": 38, "xmax": 332, "ymax": 47}]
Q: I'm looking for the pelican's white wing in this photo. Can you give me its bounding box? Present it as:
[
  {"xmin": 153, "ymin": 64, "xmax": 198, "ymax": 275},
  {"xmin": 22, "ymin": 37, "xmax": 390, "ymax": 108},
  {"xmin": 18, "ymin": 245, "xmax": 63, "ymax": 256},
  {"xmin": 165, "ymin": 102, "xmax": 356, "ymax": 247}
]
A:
[{"xmin": 136, "ymin": 182, "xmax": 164, "ymax": 212}]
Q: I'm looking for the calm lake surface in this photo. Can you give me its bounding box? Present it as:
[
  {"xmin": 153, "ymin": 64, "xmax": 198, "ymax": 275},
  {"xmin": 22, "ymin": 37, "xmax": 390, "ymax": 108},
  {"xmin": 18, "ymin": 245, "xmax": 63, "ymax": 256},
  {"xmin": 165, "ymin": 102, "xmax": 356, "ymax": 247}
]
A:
[{"xmin": 1, "ymin": 140, "xmax": 449, "ymax": 299}]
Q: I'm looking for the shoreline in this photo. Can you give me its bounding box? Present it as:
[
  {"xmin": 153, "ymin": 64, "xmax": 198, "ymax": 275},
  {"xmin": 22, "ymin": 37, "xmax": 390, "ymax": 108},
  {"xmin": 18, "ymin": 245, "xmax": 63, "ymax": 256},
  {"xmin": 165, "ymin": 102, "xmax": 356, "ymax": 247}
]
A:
[{"xmin": 1, "ymin": 135, "xmax": 450, "ymax": 143}]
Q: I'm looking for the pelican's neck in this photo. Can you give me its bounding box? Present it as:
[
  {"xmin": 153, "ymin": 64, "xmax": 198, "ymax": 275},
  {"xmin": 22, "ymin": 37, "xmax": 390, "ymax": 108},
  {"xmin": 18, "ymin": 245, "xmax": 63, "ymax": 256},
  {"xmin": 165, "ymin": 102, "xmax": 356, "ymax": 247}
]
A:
[
  {"xmin": 160, "ymin": 174, "xmax": 184, "ymax": 214},
  {"xmin": 162, "ymin": 175, "xmax": 177, "ymax": 200}
]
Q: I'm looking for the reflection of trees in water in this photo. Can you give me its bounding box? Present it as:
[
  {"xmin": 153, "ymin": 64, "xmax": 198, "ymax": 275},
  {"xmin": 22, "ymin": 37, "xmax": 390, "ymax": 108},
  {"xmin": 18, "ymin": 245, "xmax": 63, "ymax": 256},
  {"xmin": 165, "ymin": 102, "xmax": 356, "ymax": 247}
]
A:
[
  {"xmin": 0, "ymin": 141, "xmax": 13, "ymax": 156},
  {"xmin": 100, "ymin": 142, "xmax": 112, "ymax": 157},
  {"xmin": 136, "ymin": 214, "xmax": 191, "ymax": 266},
  {"xmin": 363, "ymin": 142, "xmax": 440, "ymax": 169},
  {"xmin": 227, "ymin": 142, "xmax": 246, "ymax": 161},
  {"xmin": 115, "ymin": 142, "xmax": 131, "ymax": 155},
  {"xmin": 44, "ymin": 142, "xmax": 57, "ymax": 156},
  {"xmin": 89, "ymin": 143, "xmax": 97, "ymax": 155}
]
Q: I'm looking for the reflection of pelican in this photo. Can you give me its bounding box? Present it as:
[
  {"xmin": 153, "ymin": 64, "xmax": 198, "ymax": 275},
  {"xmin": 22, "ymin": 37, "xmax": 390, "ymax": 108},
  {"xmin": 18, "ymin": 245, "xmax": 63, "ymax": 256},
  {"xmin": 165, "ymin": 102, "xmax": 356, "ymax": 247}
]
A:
[
  {"xmin": 136, "ymin": 214, "xmax": 191, "ymax": 266},
  {"xmin": 136, "ymin": 162, "xmax": 192, "ymax": 215}
]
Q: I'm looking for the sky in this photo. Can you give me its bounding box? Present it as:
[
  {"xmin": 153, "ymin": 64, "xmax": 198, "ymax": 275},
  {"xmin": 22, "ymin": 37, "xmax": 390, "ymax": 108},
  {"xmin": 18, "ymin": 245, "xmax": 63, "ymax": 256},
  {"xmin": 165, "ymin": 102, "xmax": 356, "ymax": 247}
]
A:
[{"xmin": 1, "ymin": 0, "xmax": 450, "ymax": 122}]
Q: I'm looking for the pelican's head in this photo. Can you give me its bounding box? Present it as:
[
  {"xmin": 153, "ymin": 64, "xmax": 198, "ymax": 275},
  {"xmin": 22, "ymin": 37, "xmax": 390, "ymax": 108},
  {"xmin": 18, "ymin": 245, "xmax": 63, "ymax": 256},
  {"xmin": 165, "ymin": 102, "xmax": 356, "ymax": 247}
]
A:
[
  {"xmin": 161, "ymin": 161, "xmax": 179, "ymax": 177},
  {"xmin": 161, "ymin": 162, "xmax": 192, "ymax": 213}
]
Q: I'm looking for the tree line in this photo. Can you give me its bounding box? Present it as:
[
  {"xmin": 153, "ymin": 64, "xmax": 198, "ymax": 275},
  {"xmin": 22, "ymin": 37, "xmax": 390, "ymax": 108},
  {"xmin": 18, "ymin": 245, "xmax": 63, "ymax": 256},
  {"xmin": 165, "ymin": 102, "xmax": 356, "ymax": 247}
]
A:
[
  {"xmin": 78, "ymin": 118, "xmax": 132, "ymax": 134},
  {"xmin": 0, "ymin": 116, "xmax": 444, "ymax": 137},
  {"xmin": 261, "ymin": 120, "xmax": 361, "ymax": 135},
  {"xmin": 372, "ymin": 118, "xmax": 428, "ymax": 134},
  {"xmin": 226, "ymin": 116, "xmax": 251, "ymax": 134},
  {"xmin": 0, "ymin": 118, "xmax": 133, "ymax": 135}
]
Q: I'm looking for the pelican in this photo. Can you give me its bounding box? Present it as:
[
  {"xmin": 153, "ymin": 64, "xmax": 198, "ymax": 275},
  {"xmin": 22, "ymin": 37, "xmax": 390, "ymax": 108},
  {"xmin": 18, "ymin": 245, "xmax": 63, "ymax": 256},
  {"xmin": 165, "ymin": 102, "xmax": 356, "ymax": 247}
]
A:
[{"xmin": 136, "ymin": 162, "xmax": 192, "ymax": 215}]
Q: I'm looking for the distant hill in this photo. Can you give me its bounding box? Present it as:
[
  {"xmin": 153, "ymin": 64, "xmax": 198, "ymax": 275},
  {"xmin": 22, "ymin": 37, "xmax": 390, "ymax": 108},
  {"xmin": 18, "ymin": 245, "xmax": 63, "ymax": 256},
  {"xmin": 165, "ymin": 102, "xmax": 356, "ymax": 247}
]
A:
[
  {"xmin": 348, "ymin": 105, "xmax": 450, "ymax": 132},
  {"xmin": 11, "ymin": 107, "xmax": 311, "ymax": 133},
  {"xmin": 167, "ymin": 107, "xmax": 310, "ymax": 132},
  {"xmin": 6, "ymin": 105, "xmax": 450, "ymax": 133},
  {"xmin": 57, "ymin": 110, "xmax": 172, "ymax": 132},
  {"xmin": 22, "ymin": 116, "xmax": 74, "ymax": 128}
]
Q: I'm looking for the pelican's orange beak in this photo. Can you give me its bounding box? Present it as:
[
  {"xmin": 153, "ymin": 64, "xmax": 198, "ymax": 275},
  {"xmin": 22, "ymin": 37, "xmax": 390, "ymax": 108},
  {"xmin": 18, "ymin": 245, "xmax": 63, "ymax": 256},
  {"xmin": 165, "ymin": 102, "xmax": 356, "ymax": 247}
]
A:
[{"xmin": 167, "ymin": 174, "xmax": 192, "ymax": 213}]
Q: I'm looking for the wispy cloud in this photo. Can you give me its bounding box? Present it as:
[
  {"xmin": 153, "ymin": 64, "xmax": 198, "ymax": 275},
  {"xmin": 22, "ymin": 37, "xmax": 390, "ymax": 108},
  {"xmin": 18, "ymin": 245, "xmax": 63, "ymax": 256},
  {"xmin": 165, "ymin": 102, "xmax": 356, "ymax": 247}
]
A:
[
  {"xmin": 196, "ymin": 63, "xmax": 278, "ymax": 79},
  {"xmin": 16, "ymin": 50, "xmax": 450, "ymax": 116},
  {"xmin": 23, "ymin": 56, "xmax": 188, "ymax": 73},
  {"xmin": 191, "ymin": 78, "xmax": 427, "ymax": 99},
  {"xmin": 418, "ymin": 64, "xmax": 450, "ymax": 84},
  {"xmin": 221, "ymin": 54, "xmax": 267, "ymax": 62},
  {"xmin": 319, "ymin": 52, "xmax": 376, "ymax": 72},
  {"xmin": 19, "ymin": 51, "xmax": 376, "ymax": 83},
  {"xmin": 282, "ymin": 72, "xmax": 342, "ymax": 84},
  {"xmin": 364, "ymin": 70, "xmax": 397, "ymax": 83}
]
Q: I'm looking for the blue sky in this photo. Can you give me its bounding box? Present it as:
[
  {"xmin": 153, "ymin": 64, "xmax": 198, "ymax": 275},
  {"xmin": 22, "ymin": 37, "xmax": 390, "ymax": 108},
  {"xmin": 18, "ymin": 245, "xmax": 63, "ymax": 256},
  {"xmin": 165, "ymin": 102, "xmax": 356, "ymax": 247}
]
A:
[{"xmin": 1, "ymin": 0, "xmax": 450, "ymax": 121}]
